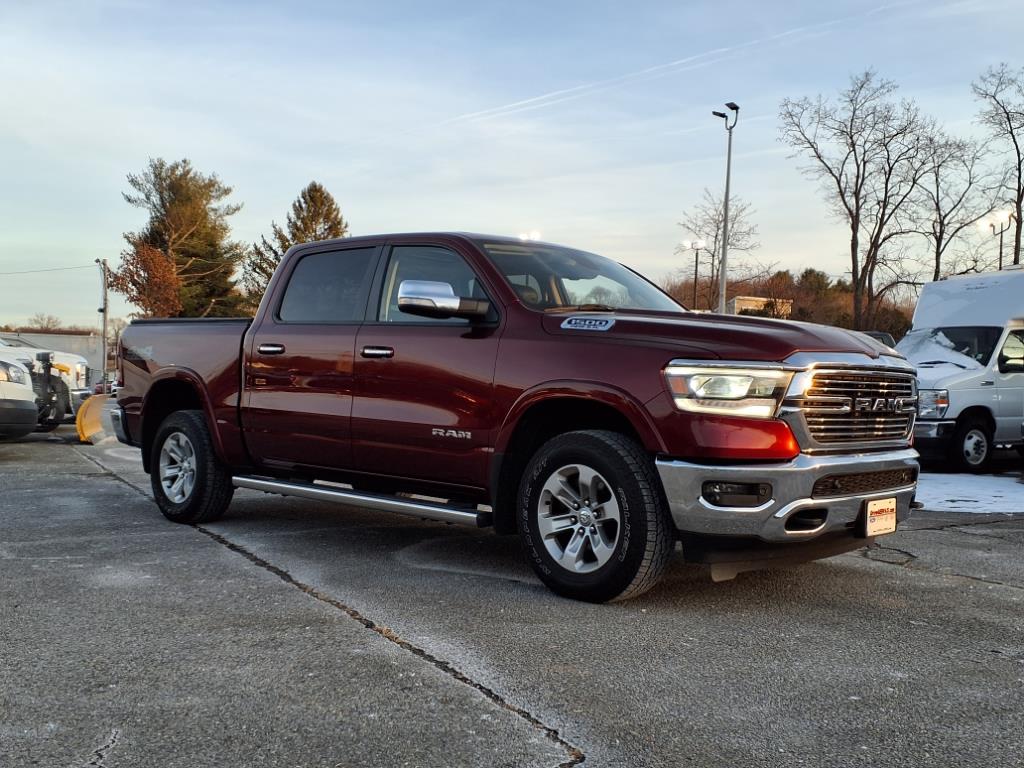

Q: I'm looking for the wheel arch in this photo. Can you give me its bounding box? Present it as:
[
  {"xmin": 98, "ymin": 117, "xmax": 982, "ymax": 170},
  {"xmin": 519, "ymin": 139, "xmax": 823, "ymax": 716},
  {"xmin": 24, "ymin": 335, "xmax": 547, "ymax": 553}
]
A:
[
  {"xmin": 490, "ymin": 383, "xmax": 665, "ymax": 535},
  {"xmin": 956, "ymin": 405, "xmax": 996, "ymax": 433},
  {"xmin": 139, "ymin": 370, "xmax": 222, "ymax": 473}
]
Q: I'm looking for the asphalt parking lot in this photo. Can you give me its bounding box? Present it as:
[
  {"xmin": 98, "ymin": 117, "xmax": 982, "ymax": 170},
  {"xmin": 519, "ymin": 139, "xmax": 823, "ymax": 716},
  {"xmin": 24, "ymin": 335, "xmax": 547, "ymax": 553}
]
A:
[{"xmin": 3, "ymin": 429, "xmax": 1023, "ymax": 768}]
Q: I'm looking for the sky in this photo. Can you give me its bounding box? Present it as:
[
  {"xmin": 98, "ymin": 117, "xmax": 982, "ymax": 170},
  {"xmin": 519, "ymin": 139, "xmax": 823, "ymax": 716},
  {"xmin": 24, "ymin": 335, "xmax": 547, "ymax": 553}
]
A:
[{"xmin": 1, "ymin": 0, "xmax": 1022, "ymax": 325}]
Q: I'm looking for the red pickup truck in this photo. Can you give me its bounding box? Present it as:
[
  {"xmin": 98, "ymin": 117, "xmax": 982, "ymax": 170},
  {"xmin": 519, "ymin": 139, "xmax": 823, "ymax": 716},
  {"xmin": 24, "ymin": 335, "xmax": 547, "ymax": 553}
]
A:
[{"xmin": 114, "ymin": 233, "xmax": 920, "ymax": 602}]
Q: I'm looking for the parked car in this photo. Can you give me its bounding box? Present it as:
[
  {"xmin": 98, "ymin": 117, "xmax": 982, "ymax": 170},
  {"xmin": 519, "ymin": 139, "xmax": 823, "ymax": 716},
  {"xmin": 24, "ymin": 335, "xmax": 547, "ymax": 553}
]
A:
[
  {"xmin": 0, "ymin": 353, "xmax": 39, "ymax": 440},
  {"xmin": 860, "ymin": 330, "xmax": 897, "ymax": 348},
  {"xmin": 114, "ymin": 233, "xmax": 920, "ymax": 602},
  {"xmin": 0, "ymin": 335, "xmax": 91, "ymax": 419},
  {"xmin": 897, "ymin": 268, "xmax": 1024, "ymax": 471}
]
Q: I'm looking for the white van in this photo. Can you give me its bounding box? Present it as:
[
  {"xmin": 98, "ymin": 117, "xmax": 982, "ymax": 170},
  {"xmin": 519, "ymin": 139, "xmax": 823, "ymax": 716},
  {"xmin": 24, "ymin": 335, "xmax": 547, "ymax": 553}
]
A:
[{"xmin": 897, "ymin": 268, "xmax": 1024, "ymax": 471}]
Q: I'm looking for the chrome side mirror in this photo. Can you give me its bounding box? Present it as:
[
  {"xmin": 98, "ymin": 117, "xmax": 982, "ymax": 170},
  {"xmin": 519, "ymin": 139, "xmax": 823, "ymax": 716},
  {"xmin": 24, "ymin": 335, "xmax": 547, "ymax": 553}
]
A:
[{"xmin": 397, "ymin": 280, "xmax": 490, "ymax": 320}]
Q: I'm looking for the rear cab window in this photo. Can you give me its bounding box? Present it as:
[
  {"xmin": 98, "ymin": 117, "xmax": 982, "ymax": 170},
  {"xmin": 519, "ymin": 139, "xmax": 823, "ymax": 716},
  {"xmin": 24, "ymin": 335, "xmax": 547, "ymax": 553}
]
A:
[{"xmin": 277, "ymin": 247, "xmax": 377, "ymax": 323}]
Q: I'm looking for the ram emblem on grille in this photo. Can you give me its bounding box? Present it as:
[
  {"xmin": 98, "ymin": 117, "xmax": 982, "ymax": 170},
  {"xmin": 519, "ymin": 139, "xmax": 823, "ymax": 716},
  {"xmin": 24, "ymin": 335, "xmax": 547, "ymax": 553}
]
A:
[{"xmin": 853, "ymin": 397, "xmax": 913, "ymax": 413}]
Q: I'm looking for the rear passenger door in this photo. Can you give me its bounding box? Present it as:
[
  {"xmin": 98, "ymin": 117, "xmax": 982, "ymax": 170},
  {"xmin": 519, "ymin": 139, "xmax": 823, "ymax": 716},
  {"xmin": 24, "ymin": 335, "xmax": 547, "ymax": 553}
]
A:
[
  {"xmin": 243, "ymin": 244, "xmax": 380, "ymax": 472},
  {"xmin": 351, "ymin": 243, "xmax": 502, "ymax": 490}
]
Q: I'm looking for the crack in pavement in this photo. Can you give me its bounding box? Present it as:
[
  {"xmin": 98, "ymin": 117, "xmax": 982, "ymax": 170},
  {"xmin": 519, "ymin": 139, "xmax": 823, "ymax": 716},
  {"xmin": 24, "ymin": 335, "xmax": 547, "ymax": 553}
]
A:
[
  {"xmin": 197, "ymin": 526, "xmax": 585, "ymax": 768},
  {"xmin": 76, "ymin": 449, "xmax": 586, "ymax": 768},
  {"xmin": 861, "ymin": 543, "xmax": 1024, "ymax": 592},
  {"xmin": 78, "ymin": 728, "xmax": 120, "ymax": 768}
]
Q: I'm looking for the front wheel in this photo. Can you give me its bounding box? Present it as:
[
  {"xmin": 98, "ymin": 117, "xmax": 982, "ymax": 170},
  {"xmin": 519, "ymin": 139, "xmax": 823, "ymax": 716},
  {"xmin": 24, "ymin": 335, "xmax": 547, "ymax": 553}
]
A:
[
  {"xmin": 35, "ymin": 379, "xmax": 69, "ymax": 432},
  {"xmin": 150, "ymin": 410, "xmax": 234, "ymax": 524},
  {"xmin": 517, "ymin": 430, "xmax": 675, "ymax": 602},
  {"xmin": 950, "ymin": 418, "xmax": 993, "ymax": 473}
]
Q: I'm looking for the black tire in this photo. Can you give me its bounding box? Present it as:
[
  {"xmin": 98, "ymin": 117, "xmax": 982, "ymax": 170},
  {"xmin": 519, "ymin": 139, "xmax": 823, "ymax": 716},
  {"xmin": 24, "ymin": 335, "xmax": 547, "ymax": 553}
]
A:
[
  {"xmin": 949, "ymin": 417, "xmax": 993, "ymax": 473},
  {"xmin": 35, "ymin": 378, "xmax": 69, "ymax": 432},
  {"xmin": 150, "ymin": 410, "xmax": 234, "ymax": 524},
  {"xmin": 517, "ymin": 430, "xmax": 674, "ymax": 602}
]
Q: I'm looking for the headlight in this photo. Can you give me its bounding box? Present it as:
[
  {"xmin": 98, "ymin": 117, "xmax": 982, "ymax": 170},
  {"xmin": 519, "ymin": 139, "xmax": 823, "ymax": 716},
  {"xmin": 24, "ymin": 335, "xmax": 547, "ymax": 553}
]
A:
[
  {"xmin": 664, "ymin": 364, "xmax": 793, "ymax": 419},
  {"xmin": 76, "ymin": 362, "xmax": 88, "ymax": 387},
  {"xmin": 917, "ymin": 389, "xmax": 949, "ymax": 419},
  {"xmin": 0, "ymin": 360, "xmax": 28, "ymax": 385}
]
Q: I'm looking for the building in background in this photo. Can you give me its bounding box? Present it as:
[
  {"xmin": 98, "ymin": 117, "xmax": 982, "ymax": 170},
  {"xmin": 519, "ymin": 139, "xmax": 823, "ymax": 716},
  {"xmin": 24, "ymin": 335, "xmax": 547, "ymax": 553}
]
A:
[{"xmin": 726, "ymin": 296, "xmax": 793, "ymax": 318}]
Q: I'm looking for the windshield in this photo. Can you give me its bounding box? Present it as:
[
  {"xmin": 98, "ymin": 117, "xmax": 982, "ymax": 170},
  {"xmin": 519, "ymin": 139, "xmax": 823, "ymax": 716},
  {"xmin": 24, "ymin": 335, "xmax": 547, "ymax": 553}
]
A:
[
  {"xmin": 897, "ymin": 326, "xmax": 1002, "ymax": 368},
  {"xmin": 478, "ymin": 241, "xmax": 684, "ymax": 313}
]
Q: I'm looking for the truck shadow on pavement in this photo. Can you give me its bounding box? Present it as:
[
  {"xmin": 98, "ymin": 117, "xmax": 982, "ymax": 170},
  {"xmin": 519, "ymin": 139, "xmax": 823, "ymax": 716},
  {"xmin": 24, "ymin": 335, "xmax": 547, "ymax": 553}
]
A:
[{"xmin": 213, "ymin": 491, "xmax": 889, "ymax": 611}]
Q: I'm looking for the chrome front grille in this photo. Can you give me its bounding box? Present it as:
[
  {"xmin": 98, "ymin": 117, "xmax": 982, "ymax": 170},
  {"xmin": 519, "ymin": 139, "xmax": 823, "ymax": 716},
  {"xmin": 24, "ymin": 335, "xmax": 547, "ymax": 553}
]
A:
[{"xmin": 789, "ymin": 368, "xmax": 917, "ymax": 447}]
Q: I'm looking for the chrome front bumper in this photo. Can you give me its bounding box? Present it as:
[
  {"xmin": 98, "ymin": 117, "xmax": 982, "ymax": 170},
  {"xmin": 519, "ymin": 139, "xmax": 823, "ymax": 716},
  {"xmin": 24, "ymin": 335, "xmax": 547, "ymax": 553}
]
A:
[
  {"xmin": 655, "ymin": 448, "xmax": 919, "ymax": 543},
  {"xmin": 110, "ymin": 405, "xmax": 132, "ymax": 445}
]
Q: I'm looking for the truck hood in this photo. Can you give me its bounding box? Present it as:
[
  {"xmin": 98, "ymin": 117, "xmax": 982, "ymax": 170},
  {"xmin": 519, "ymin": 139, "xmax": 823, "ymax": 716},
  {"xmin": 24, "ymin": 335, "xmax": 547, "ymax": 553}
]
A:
[{"xmin": 543, "ymin": 310, "xmax": 896, "ymax": 362}]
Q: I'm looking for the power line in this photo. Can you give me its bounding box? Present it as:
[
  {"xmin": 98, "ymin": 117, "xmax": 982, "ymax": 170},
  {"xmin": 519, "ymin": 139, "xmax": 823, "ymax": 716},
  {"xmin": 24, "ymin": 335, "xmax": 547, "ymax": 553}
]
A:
[{"xmin": 0, "ymin": 264, "xmax": 97, "ymax": 276}]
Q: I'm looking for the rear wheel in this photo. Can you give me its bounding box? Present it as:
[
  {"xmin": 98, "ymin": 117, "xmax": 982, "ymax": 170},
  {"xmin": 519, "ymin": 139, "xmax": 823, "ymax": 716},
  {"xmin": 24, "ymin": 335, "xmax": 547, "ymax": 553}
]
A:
[
  {"xmin": 517, "ymin": 430, "xmax": 674, "ymax": 602},
  {"xmin": 150, "ymin": 410, "xmax": 234, "ymax": 524},
  {"xmin": 950, "ymin": 418, "xmax": 993, "ymax": 473}
]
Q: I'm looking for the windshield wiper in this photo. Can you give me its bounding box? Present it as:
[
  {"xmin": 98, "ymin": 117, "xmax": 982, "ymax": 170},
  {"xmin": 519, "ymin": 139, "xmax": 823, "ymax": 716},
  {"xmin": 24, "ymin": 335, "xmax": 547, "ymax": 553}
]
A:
[
  {"xmin": 919, "ymin": 359, "xmax": 968, "ymax": 369},
  {"xmin": 545, "ymin": 304, "xmax": 616, "ymax": 313}
]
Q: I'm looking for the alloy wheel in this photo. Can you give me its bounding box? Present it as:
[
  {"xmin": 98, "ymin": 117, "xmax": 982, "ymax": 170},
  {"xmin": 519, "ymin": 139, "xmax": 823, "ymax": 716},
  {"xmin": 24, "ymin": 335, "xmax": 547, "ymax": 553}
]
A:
[
  {"xmin": 537, "ymin": 463, "xmax": 621, "ymax": 574},
  {"xmin": 159, "ymin": 431, "xmax": 197, "ymax": 504}
]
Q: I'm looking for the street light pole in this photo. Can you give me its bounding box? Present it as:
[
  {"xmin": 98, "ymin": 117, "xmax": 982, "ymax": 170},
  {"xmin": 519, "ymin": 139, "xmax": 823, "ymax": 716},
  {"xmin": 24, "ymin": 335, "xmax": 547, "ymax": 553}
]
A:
[
  {"xmin": 95, "ymin": 258, "xmax": 108, "ymax": 392},
  {"xmin": 712, "ymin": 102, "xmax": 739, "ymax": 314}
]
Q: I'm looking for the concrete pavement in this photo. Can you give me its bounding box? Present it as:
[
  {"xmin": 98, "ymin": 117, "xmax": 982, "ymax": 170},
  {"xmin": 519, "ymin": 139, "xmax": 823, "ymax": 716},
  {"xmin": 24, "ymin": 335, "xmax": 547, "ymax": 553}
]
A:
[{"xmin": 2, "ymin": 429, "xmax": 1023, "ymax": 767}]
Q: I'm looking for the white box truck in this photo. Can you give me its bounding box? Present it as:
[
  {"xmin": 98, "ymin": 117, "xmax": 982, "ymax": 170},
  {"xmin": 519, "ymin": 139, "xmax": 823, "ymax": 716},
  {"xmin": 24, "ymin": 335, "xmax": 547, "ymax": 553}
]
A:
[{"xmin": 897, "ymin": 268, "xmax": 1024, "ymax": 471}]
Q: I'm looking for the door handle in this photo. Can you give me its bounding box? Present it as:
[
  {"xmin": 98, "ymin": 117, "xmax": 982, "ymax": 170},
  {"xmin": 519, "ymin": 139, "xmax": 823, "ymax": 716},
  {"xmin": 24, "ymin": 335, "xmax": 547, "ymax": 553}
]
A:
[
  {"xmin": 257, "ymin": 343, "xmax": 286, "ymax": 355},
  {"xmin": 361, "ymin": 345, "xmax": 395, "ymax": 359}
]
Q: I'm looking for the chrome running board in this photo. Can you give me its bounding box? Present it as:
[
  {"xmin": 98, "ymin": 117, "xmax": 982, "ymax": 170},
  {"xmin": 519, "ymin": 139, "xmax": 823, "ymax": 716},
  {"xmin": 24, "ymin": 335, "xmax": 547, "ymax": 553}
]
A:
[{"xmin": 232, "ymin": 476, "xmax": 492, "ymax": 528}]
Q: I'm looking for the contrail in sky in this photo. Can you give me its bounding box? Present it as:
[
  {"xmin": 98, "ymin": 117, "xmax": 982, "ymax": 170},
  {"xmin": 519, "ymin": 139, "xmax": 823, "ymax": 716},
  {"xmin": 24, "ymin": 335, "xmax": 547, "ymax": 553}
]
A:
[
  {"xmin": 340, "ymin": 0, "xmax": 932, "ymax": 148},
  {"xmin": 410, "ymin": 0, "xmax": 931, "ymax": 131}
]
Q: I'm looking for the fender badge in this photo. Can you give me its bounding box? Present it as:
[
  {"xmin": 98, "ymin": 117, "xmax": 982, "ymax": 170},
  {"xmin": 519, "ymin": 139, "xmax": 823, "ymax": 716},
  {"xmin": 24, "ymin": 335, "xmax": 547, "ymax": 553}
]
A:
[{"xmin": 560, "ymin": 316, "xmax": 615, "ymax": 331}]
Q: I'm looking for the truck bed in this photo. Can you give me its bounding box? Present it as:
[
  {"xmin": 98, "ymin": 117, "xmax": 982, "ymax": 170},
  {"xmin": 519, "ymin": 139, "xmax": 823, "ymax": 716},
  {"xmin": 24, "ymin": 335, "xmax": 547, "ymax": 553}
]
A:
[{"xmin": 118, "ymin": 318, "xmax": 253, "ymax": 468}]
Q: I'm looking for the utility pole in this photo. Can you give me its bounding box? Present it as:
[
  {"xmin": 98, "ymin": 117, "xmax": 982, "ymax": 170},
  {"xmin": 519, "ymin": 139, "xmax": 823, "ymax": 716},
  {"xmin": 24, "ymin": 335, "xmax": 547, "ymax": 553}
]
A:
[
  {"xmin": 679, "ymin": 239, "xmax": 706, "ymax": 310},
  {"xmin": 693, "ymin": 247, "xmax": 699, "ymax": 308},
  {"xmin": 991, "ymin": 212, "xmax": 1016, "ymax": 271},
  {"xmin": 712, "ymin": 102, "xmax": 740, "ymax": 313},
  {"xmin": 96, "ymin": 258, "xmax": 108, "ymax": 392}
]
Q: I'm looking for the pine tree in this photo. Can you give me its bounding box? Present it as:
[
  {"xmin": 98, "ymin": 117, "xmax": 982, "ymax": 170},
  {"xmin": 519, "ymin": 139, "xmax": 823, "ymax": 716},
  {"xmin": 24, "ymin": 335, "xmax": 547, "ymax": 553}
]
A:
[
  {"xmin": 111, "ymin": 158, "xmax": 246, "ymax": 317},
  {"xmin": 243, "ymin": 181, "xmax": 349, "ymax": 298}
]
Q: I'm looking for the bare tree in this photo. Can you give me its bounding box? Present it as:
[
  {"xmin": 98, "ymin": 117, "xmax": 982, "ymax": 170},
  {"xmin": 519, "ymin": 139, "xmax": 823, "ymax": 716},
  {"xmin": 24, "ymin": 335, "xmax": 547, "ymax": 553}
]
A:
[
  {"xmin": 973, "ymin": 63, "xmax": 1024, "ymax": 266},
  {"xmin": 26, "ymin": 313, "xmax": 63, "ymax": 332},
  {"xmin": 675, "ymin": 188, "xmax": 759, "ymax": 307},
  {"xmin": 779, "ymin": 71, "xmax": 929, "ymax": 328},
  {"xmin": 912, "ymin": 130, "xmax": 1001, "ymax": 280}
]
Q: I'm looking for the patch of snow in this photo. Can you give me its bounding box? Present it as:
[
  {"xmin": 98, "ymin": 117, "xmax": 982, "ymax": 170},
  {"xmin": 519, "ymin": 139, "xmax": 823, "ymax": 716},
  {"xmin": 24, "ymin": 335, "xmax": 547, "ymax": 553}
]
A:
[
  {"xmin": 915, "ymin": 472, "xmax": 1024, "ymax": 514},
  {"xmin": 897, "ymin": 331, "xmax": 982, "ymax": 370}
]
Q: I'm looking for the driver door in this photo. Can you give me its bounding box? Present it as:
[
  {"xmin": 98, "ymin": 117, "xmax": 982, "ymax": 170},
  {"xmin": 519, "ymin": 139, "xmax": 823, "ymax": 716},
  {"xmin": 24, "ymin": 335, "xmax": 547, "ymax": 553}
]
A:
[
  {"xmin": 351, "ymin": 243, "xmax": 501, "ymax": 490},
  {"xmin": 994, "ymin": 328, "xmax": 1024, "ymax": 442}
]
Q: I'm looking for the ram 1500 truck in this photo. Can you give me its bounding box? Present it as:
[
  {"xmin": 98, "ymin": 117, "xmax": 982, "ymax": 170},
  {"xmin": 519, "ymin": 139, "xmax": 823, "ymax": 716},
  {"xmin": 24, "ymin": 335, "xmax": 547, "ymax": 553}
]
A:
[{"xmin": 114, "ymin": 233, "xmax": 920, "ymax": 602}]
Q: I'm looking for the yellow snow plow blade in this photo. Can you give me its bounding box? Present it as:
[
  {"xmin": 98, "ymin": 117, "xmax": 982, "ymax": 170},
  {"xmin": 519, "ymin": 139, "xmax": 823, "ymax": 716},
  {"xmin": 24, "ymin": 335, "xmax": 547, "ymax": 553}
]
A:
[{"xmin": 76, "ymin": 394, "xmax": 110, "ymax": 444}]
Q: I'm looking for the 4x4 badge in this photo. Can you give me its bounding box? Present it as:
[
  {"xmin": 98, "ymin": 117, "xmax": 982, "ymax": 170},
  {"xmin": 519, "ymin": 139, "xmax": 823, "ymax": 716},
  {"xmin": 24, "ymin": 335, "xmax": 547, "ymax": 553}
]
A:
[{"xmin": 561, "ymin": 316, "xmax": 615, "ymax": 331}]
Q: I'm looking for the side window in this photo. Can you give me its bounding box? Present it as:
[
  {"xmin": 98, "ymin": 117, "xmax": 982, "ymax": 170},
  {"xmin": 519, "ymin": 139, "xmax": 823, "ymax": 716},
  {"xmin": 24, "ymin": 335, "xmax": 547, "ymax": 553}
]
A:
[
  {"xmin": 378, "ymin": 246, "xmax": 488, "ymax": 324},
  {"xmin": 998, "ymin": 330, "xmax": 1024, "ymax": 373},
  {"xmin": 278, "ymin": 248, "xmax": 376, "ymax": 323}
]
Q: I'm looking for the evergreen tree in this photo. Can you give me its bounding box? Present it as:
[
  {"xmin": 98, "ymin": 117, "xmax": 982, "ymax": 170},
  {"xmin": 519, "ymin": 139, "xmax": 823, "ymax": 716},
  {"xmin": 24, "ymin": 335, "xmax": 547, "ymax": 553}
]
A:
[
  {"xmin": 111, "ymin": 158, "xmax": 246, "ymax": 317},
  {"xmin": 243, "ymin": 181, "xmax": 348, "ymax": 298}
]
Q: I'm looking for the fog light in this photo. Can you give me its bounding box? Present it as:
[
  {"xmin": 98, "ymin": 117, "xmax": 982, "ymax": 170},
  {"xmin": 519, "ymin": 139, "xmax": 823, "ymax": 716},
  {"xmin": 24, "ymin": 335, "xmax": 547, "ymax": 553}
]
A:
[{"xmin": 701, "ymin": 482, "xmax": 772, "ymax": 508}]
